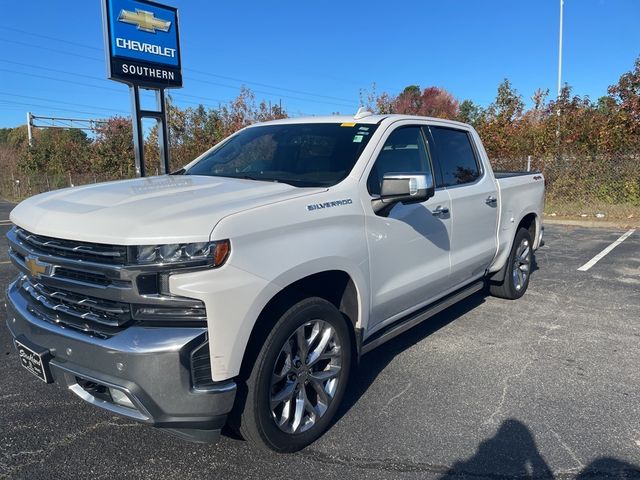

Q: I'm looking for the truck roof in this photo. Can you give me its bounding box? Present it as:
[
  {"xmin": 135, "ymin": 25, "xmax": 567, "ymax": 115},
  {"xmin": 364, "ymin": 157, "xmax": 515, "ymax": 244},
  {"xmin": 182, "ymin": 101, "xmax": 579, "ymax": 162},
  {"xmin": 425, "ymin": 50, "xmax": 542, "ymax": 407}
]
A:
[{"xmin": 253, "ymin": 114, "xmax": 472, "ymax": 129}]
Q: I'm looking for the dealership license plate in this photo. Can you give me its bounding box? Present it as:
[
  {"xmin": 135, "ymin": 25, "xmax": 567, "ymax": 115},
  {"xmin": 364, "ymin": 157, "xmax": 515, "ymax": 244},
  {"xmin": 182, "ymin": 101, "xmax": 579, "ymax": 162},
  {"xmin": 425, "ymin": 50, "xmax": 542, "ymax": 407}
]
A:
[{"xmin": 15, "ymin": 339, "xmax": 52, "ymax": 383}]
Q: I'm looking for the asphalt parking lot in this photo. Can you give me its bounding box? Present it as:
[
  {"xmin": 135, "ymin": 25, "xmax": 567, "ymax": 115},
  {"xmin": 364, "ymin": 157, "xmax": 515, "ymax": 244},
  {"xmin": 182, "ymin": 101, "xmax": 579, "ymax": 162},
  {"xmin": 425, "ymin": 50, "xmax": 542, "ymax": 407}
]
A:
[{"xmin": 1, "ymin": 199, "xmax": 639, "ymax": 479}]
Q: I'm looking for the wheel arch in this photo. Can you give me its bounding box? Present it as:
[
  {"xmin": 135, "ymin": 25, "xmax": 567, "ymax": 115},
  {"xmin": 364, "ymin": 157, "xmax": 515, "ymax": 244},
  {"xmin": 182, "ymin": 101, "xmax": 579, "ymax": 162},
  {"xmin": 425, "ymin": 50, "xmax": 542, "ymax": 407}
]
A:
[
  {"xmin": 518, "ymin": 212, "xmax": 539, "ymax": 248},
  {"xmin": 490, "ymin": 211, "xmax": 539, "ymax": 283},
  {"xmin": 238, "ymin": 270, "xmax": 361, "ymax": 379}
]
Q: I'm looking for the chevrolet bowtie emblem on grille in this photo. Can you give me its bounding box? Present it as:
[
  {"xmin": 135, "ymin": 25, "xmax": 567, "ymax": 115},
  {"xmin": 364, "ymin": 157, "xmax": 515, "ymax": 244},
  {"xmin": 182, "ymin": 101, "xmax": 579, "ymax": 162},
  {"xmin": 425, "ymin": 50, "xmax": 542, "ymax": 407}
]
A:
[
  {"xmin": 118, "ymin": 9, "xmax": 171, "ymax": 33},
  {"xmin": 25, "ymin": 256, "xmax": 51, "ymax": 279}
]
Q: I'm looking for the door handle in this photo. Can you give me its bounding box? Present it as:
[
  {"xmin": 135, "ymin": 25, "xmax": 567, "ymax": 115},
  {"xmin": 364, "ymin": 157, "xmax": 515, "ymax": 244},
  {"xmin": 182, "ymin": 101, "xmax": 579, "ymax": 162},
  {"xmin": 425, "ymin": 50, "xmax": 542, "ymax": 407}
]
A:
[
  {"xmin": 432, "ymin": 206, "xmax": 450, "ymax": 217},
  {"xmin": 485, "ymin": 196, "xmax": 497, "ymax": 206}
]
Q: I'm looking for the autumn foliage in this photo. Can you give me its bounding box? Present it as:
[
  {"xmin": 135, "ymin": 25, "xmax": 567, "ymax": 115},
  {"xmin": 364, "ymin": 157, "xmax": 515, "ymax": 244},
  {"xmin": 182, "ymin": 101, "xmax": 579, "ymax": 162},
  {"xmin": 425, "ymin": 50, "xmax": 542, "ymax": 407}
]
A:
[
  {"xmin": 1, "ymin": 57, "xmax": 639, "ymax": 217},
  {"xmin": 361, "ymin": 57, "xmax": 640, "ymax": 211}
]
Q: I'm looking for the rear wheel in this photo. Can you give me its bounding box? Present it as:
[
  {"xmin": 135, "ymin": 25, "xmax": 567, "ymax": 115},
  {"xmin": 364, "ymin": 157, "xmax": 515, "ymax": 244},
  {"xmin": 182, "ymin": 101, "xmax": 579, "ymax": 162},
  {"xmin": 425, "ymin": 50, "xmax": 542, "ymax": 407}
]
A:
[
  {"xmin": 238, "ymin": 297, "xmax": 352, "ymax": 452},
  {"xmin": 490, "ymin": 227, "xmax": 533, "ymax": 299}
]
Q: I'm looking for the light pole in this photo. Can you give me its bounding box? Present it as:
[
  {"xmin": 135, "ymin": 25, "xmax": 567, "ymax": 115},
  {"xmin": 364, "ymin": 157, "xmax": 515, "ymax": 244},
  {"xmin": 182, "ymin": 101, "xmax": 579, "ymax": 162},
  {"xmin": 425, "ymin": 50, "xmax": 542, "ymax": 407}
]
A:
[
  {"xmin": 557, "ymin": 0, "xmax": 564, "ymax": 99},
  {"xmin": 556, "ymin": 0, "xmax": 564, "ymax": 161}
]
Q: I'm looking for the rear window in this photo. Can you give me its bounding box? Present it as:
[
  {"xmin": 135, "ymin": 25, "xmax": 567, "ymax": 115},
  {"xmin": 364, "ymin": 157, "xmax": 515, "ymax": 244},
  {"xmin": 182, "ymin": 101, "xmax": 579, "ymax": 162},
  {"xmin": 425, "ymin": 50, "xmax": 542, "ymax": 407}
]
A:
[
  {"xmin": 186, "ymin": 123, "xmax": 378, "ymax": 187},
  {"xmin": 429, "ymin": 127, "xmax": 480, "ymax": 187}
]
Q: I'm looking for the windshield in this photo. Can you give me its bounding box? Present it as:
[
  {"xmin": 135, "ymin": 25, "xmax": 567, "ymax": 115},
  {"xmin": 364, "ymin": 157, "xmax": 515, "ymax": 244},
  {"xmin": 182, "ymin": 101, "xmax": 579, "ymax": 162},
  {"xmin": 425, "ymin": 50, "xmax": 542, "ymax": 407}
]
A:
[{"xmin": 185, "ymin": 123, "xmax": 378, "ymax": 187}]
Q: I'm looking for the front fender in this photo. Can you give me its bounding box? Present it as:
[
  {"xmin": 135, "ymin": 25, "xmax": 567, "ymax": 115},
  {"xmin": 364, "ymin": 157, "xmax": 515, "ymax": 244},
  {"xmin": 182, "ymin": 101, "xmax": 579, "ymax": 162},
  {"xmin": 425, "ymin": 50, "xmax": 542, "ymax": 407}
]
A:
[{"xmin": 172, "ymin": 185, "xmax": 370, "ymax": 381}]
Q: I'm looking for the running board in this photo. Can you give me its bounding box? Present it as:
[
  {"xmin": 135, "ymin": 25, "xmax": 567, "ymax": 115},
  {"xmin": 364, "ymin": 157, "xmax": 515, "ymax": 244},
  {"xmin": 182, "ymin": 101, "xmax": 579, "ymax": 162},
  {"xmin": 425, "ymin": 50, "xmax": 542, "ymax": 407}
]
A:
[{"xmin": 361, "ymin": 280, "xmax": 485, "ymax": 355}]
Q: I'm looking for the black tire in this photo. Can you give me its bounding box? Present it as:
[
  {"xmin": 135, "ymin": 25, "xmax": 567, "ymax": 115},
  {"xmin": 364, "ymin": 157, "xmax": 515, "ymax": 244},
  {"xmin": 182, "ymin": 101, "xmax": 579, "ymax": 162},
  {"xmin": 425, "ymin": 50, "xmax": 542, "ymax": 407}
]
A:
[
  {"xmin": 237, "ymin": 297, "xmax": 352, "ymax": 452},
  {"xmin": 490, "ymin": 227, "xmax": 533, "ymax": 300}
]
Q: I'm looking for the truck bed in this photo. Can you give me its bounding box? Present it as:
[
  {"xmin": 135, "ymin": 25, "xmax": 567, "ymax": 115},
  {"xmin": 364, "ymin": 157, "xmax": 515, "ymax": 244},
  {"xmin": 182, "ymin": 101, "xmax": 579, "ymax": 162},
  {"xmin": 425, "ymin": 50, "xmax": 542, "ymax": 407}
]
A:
[
  {"xmin": 493, "ymin": 170, "xmax": 542, "ymax": 179},
  {"xmin": 489, "ymin": 171, "xmax": 545, "ymax": 274}
]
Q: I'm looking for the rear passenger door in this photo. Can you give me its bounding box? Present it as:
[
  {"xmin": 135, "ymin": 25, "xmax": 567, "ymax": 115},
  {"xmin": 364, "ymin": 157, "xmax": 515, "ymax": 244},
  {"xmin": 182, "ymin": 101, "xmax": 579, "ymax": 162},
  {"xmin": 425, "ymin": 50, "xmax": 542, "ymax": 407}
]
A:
[{"xmin": 427, "ymin": 126, "xmax": 498, "ymax": 287}]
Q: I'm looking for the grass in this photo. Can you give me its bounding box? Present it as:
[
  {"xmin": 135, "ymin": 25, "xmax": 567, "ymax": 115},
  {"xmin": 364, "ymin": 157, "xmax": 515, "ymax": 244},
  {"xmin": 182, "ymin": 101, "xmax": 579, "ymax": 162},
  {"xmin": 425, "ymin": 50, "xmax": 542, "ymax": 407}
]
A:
[{"xmin": 544, "ymin": 198, "xmax": 640, "ymax": 227}]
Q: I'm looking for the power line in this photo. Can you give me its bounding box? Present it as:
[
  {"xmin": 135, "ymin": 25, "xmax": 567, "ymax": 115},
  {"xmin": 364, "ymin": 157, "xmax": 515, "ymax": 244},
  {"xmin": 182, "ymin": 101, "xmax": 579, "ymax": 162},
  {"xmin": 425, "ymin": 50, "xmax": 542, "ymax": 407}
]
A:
[
  {"xmin": 0, "ymin": 38, "xmax": 103, "ymax": 63},
  {"xmin": 1, "ymin": 67, "xmax": 327, "ymax": 120},
  {"xmin": 0, "ymin": 32, "xmax": 358, "ymax": 108},
  {"xmin": 186, "ymin": 76, "xmax": 356, "ymax": 108},
  {"xmin": 0, "ymin": 99, "xmax": 117, "ymax": 117},
  {"xmin": 0, "ymin": 60, "xmax": 233, "ymax": 106},
  {"xmin": 185, "ymin": 68, "xmax": 355, "ymax": 103},
  {"xmin": 0, "ymin": 25, "xmax": 103, "ymax": 52},
  {"xmin": 0, "ymin": 68, "xmax": 124, "ymax": 93},
  {"xmin": 0, "ymin": 69, "xmax": 230, "ymax": 112},
  {"xmin": 0, "ymin": 92, "xmax": 128, "ymax": 115},
  {"xmin": 0, "ymin": 24, "xmax": 365, "ymax": 93}
]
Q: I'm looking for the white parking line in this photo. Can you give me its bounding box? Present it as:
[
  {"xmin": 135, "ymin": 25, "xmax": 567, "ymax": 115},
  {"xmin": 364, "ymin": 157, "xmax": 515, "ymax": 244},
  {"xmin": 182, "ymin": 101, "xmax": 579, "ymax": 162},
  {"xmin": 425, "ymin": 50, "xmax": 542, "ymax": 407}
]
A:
[{"xmin": 577, "ymin": 229, "xmax": 636, "ymax": 271}]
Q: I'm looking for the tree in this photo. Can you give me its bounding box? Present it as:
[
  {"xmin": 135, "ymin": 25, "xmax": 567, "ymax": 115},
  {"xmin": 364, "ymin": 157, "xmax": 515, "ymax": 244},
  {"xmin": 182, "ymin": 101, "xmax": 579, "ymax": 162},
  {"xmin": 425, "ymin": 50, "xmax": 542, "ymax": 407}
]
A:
[
  {"xmin": 605, "ymin": 55, "xmax": 640, "ymax": 152},
  {"xmin": 457, "ymin": 100, "xmax": 484, "ymax": 126},
  {"xmin": 475, "ymin": 80, "xmax": 525, "ymax": 159},
  {"xmin": 387, "ymin": 85, "xmax": 459, "ymax": 118},
  {"xmin": 608, "ymin": 56, "xmax": 640, "ymax": 124},
  {"xmin": 91, "ymin": 117, "xmax": 134, "ymax": 177},
  {"xmin": 393, "ymin": 85, "xmax": 423, "ymax": 115},
  {"xmin": 487, "ymin": 79, "xmax": 524, "ymax": 123},
  {"xmin": 420, "ymin": 87, "xmax": 459, "ymax": 118},
  {"xmin": 21, "ymin": 128, "xmax": 91, "ymax": 175}
]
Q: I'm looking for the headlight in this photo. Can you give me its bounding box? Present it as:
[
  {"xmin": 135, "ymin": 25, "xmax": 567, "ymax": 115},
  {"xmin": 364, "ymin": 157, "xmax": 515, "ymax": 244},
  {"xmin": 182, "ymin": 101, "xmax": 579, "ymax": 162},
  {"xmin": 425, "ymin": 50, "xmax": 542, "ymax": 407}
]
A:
[{"xmin": 133, "ymin": 240, "xmax": 230, "ymax": 267}]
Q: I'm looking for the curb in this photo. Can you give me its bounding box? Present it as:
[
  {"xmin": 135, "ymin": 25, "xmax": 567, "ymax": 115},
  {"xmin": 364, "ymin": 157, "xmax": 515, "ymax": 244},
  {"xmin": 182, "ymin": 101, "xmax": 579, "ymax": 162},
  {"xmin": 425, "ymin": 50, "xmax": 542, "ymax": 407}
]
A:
[{"xmin": 544, "ymin": 218, "xmax": 639, "ymax": 229}]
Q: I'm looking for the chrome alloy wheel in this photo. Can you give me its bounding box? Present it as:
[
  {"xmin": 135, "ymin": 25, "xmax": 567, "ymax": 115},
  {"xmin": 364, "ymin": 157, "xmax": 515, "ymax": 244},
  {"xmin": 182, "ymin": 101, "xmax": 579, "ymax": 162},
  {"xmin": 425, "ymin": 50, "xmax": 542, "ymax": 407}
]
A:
[
  {"xmin": 512, "ymin": 238, "xmax": 531, "ymax": 291},
  {"xmin": 270, "ymin": 320, "xmax": 343, "ymax": 434}
]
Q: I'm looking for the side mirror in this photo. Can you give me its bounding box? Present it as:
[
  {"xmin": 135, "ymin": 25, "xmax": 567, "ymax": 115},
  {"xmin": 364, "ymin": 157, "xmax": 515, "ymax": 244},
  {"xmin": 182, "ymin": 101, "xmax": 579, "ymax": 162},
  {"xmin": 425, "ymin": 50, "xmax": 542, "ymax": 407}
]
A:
[{"xmin": 372, "ymin": 172, "xmax": 434, "ymax": 216}]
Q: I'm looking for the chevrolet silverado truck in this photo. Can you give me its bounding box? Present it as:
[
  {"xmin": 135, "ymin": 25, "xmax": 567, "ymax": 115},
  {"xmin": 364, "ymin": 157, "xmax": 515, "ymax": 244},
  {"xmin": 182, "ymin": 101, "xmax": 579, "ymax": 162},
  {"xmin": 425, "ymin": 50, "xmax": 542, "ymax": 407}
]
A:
[{"xmin": 5, "ymin": 113, "xmax": 544, "ymax": 452}]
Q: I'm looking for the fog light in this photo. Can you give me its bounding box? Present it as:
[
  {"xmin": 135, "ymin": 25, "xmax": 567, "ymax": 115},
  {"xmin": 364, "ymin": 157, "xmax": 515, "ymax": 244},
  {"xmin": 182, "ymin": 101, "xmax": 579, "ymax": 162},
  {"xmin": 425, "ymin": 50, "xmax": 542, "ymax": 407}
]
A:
[{"xmin": 109, "ymin": 388, "xmax": 135, "ymax": 409}]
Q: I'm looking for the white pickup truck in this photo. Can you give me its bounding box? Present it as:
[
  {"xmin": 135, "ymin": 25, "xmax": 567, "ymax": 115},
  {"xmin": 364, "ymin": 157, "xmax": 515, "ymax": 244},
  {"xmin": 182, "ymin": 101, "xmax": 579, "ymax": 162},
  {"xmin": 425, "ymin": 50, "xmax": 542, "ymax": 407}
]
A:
[{"xmin": 5, "ymin": 113, "xmax": 544, "ymax": 452}]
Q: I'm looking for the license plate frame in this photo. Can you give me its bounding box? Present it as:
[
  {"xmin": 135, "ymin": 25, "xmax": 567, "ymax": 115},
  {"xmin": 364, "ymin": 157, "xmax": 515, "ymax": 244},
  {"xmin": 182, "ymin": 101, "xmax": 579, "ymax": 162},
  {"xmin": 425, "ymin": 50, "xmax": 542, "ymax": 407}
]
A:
[{"xmin": 15, "ymin": 338, "xmax": 53, "ymax": 383}]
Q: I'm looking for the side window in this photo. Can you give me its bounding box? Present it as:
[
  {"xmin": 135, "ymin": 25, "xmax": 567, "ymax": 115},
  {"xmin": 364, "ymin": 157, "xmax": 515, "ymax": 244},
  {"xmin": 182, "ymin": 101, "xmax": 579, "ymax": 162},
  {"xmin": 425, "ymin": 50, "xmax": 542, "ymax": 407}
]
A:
[
  {"xmin": 367, "ymin": 126, "xmax": 430, "ymax": 195},
  {"xmin": 429, "ymin": 127, "xmax": 480, "ymax": 187}
]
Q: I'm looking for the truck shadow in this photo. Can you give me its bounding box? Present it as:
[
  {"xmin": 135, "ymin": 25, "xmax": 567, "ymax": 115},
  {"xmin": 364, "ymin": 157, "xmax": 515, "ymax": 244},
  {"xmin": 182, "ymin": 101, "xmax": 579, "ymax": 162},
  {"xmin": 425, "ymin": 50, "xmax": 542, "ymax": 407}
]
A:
[
  {"xmin": 334, "ymin": 250, "xmax": 539, "ymax": 428},
  {"xmin": 334, "ymin": 290, "xmax": 487, "ymax": 426}
]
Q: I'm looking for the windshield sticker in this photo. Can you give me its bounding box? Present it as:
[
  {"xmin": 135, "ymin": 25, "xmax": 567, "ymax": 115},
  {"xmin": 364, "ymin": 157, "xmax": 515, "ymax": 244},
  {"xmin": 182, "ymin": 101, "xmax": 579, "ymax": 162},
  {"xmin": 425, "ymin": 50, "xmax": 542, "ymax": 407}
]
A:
[
  {"xmin": 340, "ymin": 122, "xmax": 356, "ymax": 127},
  {"xmin": 353, "ymin": 135, "xmax": 364, "ymax": 143},
  {"xmin": 358, "ymin": 126, "xmax": 370, "ymax": 131},
  {"xmin": 307, "ymin": 198, "xmax": 353, "ymax": 211}
]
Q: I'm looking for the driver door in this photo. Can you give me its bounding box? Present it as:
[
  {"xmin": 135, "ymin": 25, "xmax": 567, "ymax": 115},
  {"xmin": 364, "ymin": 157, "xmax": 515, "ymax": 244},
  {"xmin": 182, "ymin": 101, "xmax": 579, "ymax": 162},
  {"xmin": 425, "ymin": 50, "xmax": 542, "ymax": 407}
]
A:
[{"xmin": 365, "ymin": 125, "xmax": 453, "ymax": 333}]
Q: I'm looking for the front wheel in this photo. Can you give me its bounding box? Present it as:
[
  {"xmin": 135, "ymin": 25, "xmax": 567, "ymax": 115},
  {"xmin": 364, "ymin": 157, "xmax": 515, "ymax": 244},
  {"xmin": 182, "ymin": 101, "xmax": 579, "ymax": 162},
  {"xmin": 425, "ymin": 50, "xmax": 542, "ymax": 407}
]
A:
[
  {"xmin": 490, "ymin": 227, "xmax": 533, "ymax": 299},
  {"xmin": 238, "ymin": 297, "xmax": 352, "ymax": 452}
]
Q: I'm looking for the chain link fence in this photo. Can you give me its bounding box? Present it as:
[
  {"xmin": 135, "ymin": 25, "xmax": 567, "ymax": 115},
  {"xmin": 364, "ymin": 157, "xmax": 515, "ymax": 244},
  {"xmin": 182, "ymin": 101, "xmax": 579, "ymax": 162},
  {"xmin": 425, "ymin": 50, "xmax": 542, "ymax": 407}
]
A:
[
  {"xmin": 492, "ymin": 154, "xmax": 640, "ymax": 222},
  {"xmin": 0, "ymin": 172, "xmax": 131, "ymax": 202},
  {"xmin": 2, "ymin": 155, "xmax": 639, "ymax": 222}
]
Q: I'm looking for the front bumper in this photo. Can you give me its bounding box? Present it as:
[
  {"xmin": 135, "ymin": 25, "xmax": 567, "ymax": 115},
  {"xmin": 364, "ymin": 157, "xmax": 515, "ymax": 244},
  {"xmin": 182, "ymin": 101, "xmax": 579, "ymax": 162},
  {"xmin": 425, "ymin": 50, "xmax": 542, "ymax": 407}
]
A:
[{"xmin": 5, "ymin": 279, "xmax": 236, "ymax": 443}]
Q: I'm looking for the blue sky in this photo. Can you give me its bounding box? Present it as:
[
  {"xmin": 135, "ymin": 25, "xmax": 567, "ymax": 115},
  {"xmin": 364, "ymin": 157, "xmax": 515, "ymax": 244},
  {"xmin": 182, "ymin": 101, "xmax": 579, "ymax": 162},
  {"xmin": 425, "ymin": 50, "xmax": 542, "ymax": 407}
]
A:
[{"xmin": 0, "ymin": 0, "xmax": 639, "ymax": 128}]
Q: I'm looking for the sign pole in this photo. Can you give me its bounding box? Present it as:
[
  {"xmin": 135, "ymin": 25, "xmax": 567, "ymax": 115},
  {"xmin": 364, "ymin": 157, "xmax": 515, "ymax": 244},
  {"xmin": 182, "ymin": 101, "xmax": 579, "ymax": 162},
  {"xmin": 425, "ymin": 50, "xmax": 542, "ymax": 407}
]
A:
[
  {"xmin": 156, "ymin": 88, "xmax": 170, "ymax": 175},
  {"xmin": 129, "ymin": 85, "xmax": 146, "ymax": 177}
]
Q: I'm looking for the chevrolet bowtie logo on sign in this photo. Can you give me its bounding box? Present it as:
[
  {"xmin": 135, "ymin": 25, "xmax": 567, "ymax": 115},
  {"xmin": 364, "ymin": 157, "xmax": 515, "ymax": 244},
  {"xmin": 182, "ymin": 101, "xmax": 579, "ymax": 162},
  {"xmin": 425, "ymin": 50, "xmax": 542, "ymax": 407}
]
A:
[
  {"xmin": 25, "ymin": 256, "xmax": 51, "ymax": 279},
  {"xmin": 102, "ymin": 0, "xmax": 182, "ymax": 88},
  {"xmin": 118, "ymin": 9, "xmax": 171, "ymax": 33}
]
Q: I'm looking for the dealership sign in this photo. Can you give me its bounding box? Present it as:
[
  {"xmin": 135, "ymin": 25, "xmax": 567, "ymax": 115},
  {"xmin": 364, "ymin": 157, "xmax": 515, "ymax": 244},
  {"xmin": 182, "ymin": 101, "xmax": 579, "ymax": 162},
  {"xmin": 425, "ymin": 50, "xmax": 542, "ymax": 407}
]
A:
[{"xmin": 102, "ymin": 0, "xmax": 182, "ymax": 88}]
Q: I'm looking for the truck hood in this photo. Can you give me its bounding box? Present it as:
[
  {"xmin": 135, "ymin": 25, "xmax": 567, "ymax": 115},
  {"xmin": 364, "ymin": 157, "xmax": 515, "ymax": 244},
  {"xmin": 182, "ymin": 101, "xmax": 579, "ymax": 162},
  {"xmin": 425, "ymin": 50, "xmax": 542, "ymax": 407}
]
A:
[{"xmin": 10, "ymin": 175, "xmax": 324, "ymax": 245}]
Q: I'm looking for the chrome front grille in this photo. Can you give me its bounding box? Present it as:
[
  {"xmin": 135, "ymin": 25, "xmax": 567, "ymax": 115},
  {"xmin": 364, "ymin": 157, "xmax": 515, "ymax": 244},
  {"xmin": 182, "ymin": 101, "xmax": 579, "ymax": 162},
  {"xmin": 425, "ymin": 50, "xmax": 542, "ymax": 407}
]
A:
[
  {"xmin": 21, "ymin": 279, "xmax": 130, "ymax": 327},
  {"xmin": 6, "ymin": 226, "xmax": 207, "ymax": 337},
  {"xmin": 53, "ymin": 267, "xmax": 112, "ymax": 286},
  {"xmin": 15, "ymin": 227, "xmax": 128, "ymax": 265}
]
